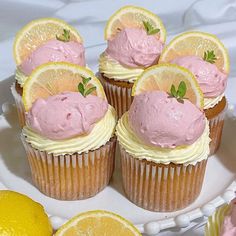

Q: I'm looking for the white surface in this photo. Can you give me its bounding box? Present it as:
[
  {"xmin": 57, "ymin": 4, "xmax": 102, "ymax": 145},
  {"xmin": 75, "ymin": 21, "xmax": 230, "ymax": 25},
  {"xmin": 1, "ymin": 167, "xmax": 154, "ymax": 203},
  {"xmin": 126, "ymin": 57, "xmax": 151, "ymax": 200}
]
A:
[{"xmin": 1, "ymin": 0, "xmax": 236, "ymax": 235}]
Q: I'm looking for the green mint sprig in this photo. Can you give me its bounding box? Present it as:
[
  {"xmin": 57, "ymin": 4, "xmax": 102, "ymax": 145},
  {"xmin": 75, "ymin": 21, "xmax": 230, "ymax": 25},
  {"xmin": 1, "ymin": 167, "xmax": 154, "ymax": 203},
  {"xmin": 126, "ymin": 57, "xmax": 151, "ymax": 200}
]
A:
[
  {"xmin": 143, "ymin": 21, "xmax": 160, "ymax": 35},
  {"xmin": 170, "ymin": 81, "xmax": 187, "ymax": 103},
  {"xmin": 203, "ymin": 50, "xmax": 217, "ymax": 64},
  {"xmin": 78, "ymin": 77, "xmax": 96, "ymax": 97},
  {"xmin": 56, "ymin": 29, "xmax": 70, "ymax": 42}
]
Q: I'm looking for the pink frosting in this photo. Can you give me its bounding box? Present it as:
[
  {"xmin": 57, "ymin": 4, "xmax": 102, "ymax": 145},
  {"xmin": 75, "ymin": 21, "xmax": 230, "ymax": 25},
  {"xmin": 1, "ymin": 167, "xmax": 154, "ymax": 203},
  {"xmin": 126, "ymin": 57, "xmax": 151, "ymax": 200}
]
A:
[
  {"xmin": 20, "ymin": 39, "xmax": 85, "ymax": 75},
  {"xmin": 220, "ymin": 198, "xmax": 236, "ymax": 236},
  {"xmin": 106, "ymin": 28, "xmax": 164, "ymax": 68},
  {"xmin": 26, "ymin": 92, "xmax": 108, "ymax": 140},
  {"xmin": 129, "ymin": 91, "xmax": 205, "ymax": 148},
  {"xmin": 171, "ymin": 56, "xmax": 227, "ymax": 97}
]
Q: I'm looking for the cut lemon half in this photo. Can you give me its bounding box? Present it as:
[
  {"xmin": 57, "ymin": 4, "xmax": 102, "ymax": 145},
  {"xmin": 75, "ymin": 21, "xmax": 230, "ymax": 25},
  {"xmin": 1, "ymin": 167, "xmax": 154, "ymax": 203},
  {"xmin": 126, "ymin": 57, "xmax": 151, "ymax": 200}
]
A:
[
  {"xmin": 22, "ymin": 62, "xmax": 106, "ymax": 111},
  {"xmin": 105, "ymin": 5, "xmax": 166, "ymax": 42},
  {"xmin": 159, "ymin": 31, "xmax": 230, "ymax": 73},
  {"xmin": 13, "ymin": 18, "xmax": 83, "ymax": 65},
  {"xmin": 132, "ymin": 64, "xmax": 204, "ymax": 108},
  {"xmin": 55, "ymin": 210, "xmax": 141, "ymax": 236}
]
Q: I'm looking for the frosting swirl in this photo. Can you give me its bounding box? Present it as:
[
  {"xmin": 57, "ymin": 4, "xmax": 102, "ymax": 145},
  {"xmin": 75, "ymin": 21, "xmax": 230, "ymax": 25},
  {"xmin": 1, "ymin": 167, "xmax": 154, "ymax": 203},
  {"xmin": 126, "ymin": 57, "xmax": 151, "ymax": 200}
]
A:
[
  {"xmin": 116, "ymin": 112, "xmax": 209, "ymax": 165},
  {"xmin": 99, "ymin": 53, "xmax": 143, "ymax": 83},
  {"xmin": 129, "ymin": 91, "xmax": 205, "ymax": 148},
  {"xmin": 20, "ymin": 39, "xmax": 85, "ymax": 75},
  {"xmin": 26, "ymin": 92, "xmax": 108, "ymax": 140},
  {"xmin": 106, "ymin": 28, "xmax": 164, "ymax": 68},
  {"xmin": 23, "ymin": 105, "xmax": 117, "ymax": 155},
  {"xmin": 220, "ymin": 198, "xmax": 236, "ymax": 236},
  {"xmin": 205, "ymin": 199, "xmax": 236, "ymax": 236},
  {"xmin": 171, "ymin": 56, "xmax": 227, "ymax": 98}
]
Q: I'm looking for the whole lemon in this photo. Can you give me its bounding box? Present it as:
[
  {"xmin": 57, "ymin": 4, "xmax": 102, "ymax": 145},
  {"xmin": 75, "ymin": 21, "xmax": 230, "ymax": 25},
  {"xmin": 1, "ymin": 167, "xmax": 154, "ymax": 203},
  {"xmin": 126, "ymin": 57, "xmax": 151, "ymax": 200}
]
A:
[{"xmin": 0, "ymin": 190, "xmax": 52, "ymax": 236}]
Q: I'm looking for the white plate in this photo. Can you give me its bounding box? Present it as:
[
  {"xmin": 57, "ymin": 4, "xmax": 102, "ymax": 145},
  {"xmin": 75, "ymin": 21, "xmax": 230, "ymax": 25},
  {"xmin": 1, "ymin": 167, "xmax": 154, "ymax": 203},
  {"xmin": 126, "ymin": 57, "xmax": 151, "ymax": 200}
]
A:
[{"xmin": 0, "ymin": 87, "xmax": 236, "ymax": 235}]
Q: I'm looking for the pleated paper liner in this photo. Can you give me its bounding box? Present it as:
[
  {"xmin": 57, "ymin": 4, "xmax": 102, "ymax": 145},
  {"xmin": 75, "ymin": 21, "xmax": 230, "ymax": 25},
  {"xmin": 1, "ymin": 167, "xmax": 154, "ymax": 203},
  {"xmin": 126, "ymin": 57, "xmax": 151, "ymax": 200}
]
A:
[
  {"xmin": 100, "ymin": 74, "xmax": 133, "ymax": 118},
  {"xmin": 11, "ymin": 82, "xmax": 25, "ymax": 127},
  {"xmin": 21, "ymin": 136, "xmax": 116, "ymax": 200},
  {"xmin": 205, "ymin": 96, "xmax": 227, "ymax": 156},
  {"xmin": 120, "ymin": 146, "xmax": 207, "ymax": 212},
  {"xmin": 204, "ymin": 204, "xmax": 230, "ymax": 236}
]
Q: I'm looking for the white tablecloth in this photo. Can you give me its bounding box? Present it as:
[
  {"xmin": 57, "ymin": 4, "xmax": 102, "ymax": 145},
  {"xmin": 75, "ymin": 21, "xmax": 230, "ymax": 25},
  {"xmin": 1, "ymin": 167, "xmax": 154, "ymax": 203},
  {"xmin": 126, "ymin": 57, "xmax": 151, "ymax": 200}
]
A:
[{"xmin": 0, "ymin": 0, "xmax": 236, "ymax": 235}]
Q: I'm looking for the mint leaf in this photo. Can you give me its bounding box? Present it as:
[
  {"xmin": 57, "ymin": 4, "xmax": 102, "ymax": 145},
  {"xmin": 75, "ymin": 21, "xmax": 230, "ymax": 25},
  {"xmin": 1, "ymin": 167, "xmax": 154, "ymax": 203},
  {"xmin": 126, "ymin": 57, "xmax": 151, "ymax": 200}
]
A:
[
  {"xmin": 56, "ymin": 29, "xmax": 70, "ymax": 42},
  {"xmin": 171, "ymin": 84, "xmax": 177, "ymax": 97},
  {"xmin": 78, "ymin": 83, "xmax": 85, "ymax": 96},
  {"xmin": 169, "ymin": 81, "xmax": 187, "ymax": 103},
  {"xmin": 203, "ymin": 50, "xmax": 217, "ymax": 64},
  {"xmin": 143, "ymin": 21, "xmax": 160, "ymax": 35},
  {"xmin": 143, "ymin": 21, "xmax": 150, "ymax": 32},
  {"xmin": 85, "ymin": 86, "xmax": 96, "ymax": 96},
  {"xmin": 82, "ymin": 76, "xmax": 91, "ymax": 86},
  {"xmin": 78, "ymin": 77, "xmax": 97, "ymax": 97},
  {"xmin": 177, "ymin": 81, "xmax": 186, "ymax": 98},
  {"xmin": 148, "ymin": 28, "xmax": 160, "ymax": 35}
]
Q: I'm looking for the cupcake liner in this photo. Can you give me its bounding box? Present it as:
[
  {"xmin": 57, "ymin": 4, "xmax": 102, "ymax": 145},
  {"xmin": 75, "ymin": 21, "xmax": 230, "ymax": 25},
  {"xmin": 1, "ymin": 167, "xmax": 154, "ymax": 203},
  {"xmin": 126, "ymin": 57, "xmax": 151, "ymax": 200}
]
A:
[
  {"xmin": 120, "ymin": 146, "xmax": 207, "ymax": 212},
  {"xmin": 206, "ymin": 102, "xmax": 227, "ymax": 156},
  {"xmin": 100, "ymin": 76, "xmax": 133, "ymax": 118},
  {"xmin": 205, "ymin": 204, "xmax": 230, "ymax": 236},
  {"xmin": 11, "ymin": 83, "xmax": 25, "ymax": 127},
  {"xmin": 21, "ymin": 136, "xmax": 116, "ymax": 200}
]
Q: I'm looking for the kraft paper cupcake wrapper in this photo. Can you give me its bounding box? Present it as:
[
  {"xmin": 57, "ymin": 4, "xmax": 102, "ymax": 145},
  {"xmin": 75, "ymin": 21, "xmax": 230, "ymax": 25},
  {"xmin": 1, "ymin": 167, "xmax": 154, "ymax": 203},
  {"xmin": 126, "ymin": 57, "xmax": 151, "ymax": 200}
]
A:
[
  {"xmin": 11, "ymin": 83, "xmax": 25, "ymax": 127},
  {"xmin": 21, "ymin": 136, "xmax": 116, "ymax": 200},
  {"xmin": 120, "ymin": 146, "xmax": 207, "ymax": 212},
  {"xmin": 208, "ymin": 103, "xmax": 227, "ymax": 156},
  {"xmin": 101, "ymin": 77, "xmax": 133, "ymax": 118}
]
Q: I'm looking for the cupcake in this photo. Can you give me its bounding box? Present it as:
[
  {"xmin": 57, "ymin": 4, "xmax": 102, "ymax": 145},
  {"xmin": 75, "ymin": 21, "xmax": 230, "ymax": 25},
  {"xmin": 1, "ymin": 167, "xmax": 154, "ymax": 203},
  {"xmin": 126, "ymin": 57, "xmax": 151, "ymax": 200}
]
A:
[
  {"xmin": 99, "ymin": 5, "xmax": 166, "ymax": 118},
  {"xmin": 205, "ymin": 198, "xmax": 236, "ymax": 235},
  {"xmin": 159, "ymin": 31, "xmax": 230, "ymax": 155},
  {"xmin": 116, "ymin": 64, "xmax": 210, "ymax": 211},
  {"xmin": 21, "ymin": 63, "xmax": 117, "ymax": 200},
  {"xmin": 12, "ymin": 18, "xmax": 85, "ymax": 127}
]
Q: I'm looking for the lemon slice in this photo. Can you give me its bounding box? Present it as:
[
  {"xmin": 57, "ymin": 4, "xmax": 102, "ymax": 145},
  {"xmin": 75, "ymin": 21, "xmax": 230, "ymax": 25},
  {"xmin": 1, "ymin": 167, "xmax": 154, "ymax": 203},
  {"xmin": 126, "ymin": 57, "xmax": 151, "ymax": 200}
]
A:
[
  {"xmin": 13, "ymin": 18, "xmax": 83, "ymax": 65},
  {"xmin": 23, "ymin": 62, "xmax": 106, "ymax": 111},
  {"xmin": 105, "ymin": 5, "xmax": 166, "ymax": 42},
  {"xmin": 159, "ymin": 31, "xmax": 230, "ymax": 73},
  {"xmin": 132, "ymin": 64, "xmax": 204, "ymax": 108},
  {"xmin": 55, "ymin": 210, "xmax": 141, "ymax": 236}
]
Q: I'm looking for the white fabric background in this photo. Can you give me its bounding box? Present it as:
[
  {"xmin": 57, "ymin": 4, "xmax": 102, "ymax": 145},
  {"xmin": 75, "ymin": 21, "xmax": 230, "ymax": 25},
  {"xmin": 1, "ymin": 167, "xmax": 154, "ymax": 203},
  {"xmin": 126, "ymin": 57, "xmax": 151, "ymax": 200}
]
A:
[{"xmin": 0, "ymin": 0, "xmax": 236, "ymax": 235}]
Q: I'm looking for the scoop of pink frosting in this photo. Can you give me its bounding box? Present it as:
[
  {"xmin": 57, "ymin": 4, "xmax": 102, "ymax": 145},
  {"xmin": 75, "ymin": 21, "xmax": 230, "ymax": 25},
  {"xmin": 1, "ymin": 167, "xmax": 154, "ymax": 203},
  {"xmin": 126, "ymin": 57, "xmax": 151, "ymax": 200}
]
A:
[
  {"xmin": 220, "ymin": 198, "xmax": 236, "ymax": 236},
  {"xmin": 106, "ymin": 28, "xmax": 164, "ymax": 68},
  {"xmin": 26, "ymin": 92, "xmax": 108, "ymax": 140},
  {"xmin": 20, "ymin": 39, "xmax": 85, "ymax": 75},
  {"xmin": 171, "ymin": 56, "xmax": 227, "ymax": 97},
  {"xmin": 129, "ymin": 91, "xmax": 205, "ymax": 148}
]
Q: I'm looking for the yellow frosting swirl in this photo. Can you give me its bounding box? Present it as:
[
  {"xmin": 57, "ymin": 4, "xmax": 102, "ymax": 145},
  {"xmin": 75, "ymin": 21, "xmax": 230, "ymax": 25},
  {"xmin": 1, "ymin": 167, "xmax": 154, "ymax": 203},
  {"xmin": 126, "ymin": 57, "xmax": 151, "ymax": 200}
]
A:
[
  {"xmin": 15, "ymin": 67, "xmax": 28, "ymax": 87},
  {"xmin": 22, "ymin": 106, "xmax": 117, "ymax": 155},
  {"xmin": 204, "ymin": 93, "xmax": 224, "ymax": 110},
  {"xmin": 116, "ymin": 112, "xmax": 210, "ymax": 165},
  {"xmin": 99, "ymin": 53, "xmax": 144, "ymax": 83},
  {"xmin": 205, "ymin": 204, "xmax": 230, "ymax": 236}
]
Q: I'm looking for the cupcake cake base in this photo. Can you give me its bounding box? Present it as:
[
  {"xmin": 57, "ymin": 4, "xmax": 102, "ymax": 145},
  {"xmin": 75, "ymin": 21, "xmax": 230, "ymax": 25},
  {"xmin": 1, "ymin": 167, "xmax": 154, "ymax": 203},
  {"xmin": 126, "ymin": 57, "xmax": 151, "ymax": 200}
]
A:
[
  {"xmin": 100, "ymin": 74, "xmax": 133, "ymax": 118},
  {"xmin": 120, "ymin": 146, "xmax": 207, "ymax": 212},
  {"xmin": 205, "ymin": 96, "xmax": 227, "ymax": 156},
  {"xmin": 22, "ymin": 136, "xmax": 116, "ymax": 200}
]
